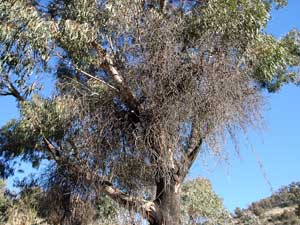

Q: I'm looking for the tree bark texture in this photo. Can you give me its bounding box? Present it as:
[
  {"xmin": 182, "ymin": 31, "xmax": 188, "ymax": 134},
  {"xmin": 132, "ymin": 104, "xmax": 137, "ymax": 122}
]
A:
[{"xmin": 151, "ymin": 178, "xmax": 182, "ymax": 225}]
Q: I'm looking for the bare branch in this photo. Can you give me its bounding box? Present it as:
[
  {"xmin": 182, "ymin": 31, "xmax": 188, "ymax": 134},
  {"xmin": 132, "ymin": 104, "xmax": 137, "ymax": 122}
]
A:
[
  {"xmin": 0, "ymin": 91, "xmax": 13, "ymax": 97},
  {"xmin": 1, "ymin": 75, "xmax": 26, "ymax": 102},
  {"xmin": 92, "ymin": 42, "xmax": 139, "ymax": 113},
  {"xmin": 99, "ymin": 181, "xmax": 162, "ymax": 224},
  {"xmin": 43, "ymin": 137, "xmax": 62, "ymax": 162},
  {"xmin": 6, "ymin": 82, "xmax": 25, "ymax": 102}
]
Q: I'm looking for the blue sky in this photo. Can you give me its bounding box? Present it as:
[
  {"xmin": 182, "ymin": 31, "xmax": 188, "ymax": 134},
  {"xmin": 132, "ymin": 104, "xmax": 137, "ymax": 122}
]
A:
[
  {"xmin": 1, "ymin": 0, "xmax": 300, "ymax": 212},
  {"xmin": 191, "ymin": 84, "xmax": 300, "ymax": 212},
  {"xmin": 191, "ymin": 0, "xmax": 300, "ymax": 211}
]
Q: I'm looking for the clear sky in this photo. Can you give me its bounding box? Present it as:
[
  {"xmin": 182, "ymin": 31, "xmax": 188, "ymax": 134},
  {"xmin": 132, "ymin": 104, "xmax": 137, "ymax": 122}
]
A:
[{"xmin": 0, "ymin": 0, "xmax": 300, "ymax": 212}]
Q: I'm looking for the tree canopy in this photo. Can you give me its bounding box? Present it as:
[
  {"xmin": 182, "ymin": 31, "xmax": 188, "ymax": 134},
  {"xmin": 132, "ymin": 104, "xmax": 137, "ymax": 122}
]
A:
[{"xmin": 0, "ymin": 0, "xmax": 299, "ymax": 224}]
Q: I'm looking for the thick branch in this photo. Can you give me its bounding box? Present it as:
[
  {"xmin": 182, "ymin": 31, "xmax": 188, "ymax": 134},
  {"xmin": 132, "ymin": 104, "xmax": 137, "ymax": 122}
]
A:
[
  {"xmin": 98, "ymin": 181, "xmax": 162, "ymax": 224},
  {"xmin": 186, "ymin": 126, "xmax": 202, "ymax": 157},
  {"xmin": 92, "ymin": 42, "xmax": 140, "ymax": 113},
  {"xmin": 179, "ymin": 125, "xmax": 203, "ymax": 180},
  {"xmin": 43, "ymin": 137, "xmax": 61, "ymax": 162},
  {"xmin": 7, "ymin": 83, "xmax": 25, "ymax": 102},
  {"xmin": 160, "ymin": 0, "xmax": 167, "ymax": 12},
  {"xmin": 1, "ymin": 75, "xmax": 26, "ymax": 102}
]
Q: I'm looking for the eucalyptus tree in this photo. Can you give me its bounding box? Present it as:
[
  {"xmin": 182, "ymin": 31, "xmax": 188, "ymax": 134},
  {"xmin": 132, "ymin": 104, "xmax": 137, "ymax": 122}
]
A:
[{"xmin": 0, "ymin": 0, "xmax": 299, "ymax": 224}]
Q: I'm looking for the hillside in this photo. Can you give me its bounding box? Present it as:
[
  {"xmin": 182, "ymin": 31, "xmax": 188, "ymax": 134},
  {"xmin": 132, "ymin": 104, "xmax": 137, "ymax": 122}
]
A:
[{"xmin": 233, "ymin": 182, "xmax": 300, "ymax": 225}]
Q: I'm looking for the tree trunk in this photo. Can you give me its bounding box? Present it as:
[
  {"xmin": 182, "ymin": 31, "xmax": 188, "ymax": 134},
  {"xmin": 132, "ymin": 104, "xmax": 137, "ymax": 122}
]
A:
[{"xmin": 152, "ymin": 179, "xmax": 182, "ymax": 225}]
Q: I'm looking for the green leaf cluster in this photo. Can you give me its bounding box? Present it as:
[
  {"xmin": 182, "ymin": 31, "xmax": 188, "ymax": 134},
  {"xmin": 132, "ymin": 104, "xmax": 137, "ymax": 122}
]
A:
[
  {"xmin": 181, "ymin": 178, "xmax": 233, "ymax": 224},
  {"xmin": 19, "ymin": 95, "xmax": 77, "ymax": 139}
]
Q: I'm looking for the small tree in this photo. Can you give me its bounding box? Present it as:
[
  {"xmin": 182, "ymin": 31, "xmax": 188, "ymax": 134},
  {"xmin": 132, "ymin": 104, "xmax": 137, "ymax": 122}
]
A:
[
  {"xmin": 0, "ymin": 0, "xmax": 299, "ymax": 224},
  {"xmin": 181, "ymin": 178, "xmax": 233, "ymax": 224}
]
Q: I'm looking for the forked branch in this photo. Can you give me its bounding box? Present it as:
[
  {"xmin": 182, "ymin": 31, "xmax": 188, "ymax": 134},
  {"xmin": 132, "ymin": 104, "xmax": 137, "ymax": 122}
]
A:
[{"xmin": 1, "ymin": 75, "xmax": 26, "ymax": 102}]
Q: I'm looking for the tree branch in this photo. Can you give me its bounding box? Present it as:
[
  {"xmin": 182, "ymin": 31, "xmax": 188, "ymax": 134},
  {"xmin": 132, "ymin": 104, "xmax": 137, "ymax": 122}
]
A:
[
  {"xmin": 179, "ymin": 124, "xmax": 203, "ymax": 180},
  {"xmin": 1, "ymin": 75, "xmax": 26, "ymax": 102},
  {"xmin": 160, "ymin": 0, "xmax": 167, "ymax": 12},
  {"xmin": 43, "ymin": 137, "xmax": 62, "ymax": 162},
  {"xmin": 0, "ymin": 91, "xmax": 14, "ymax": 97},
  {"xmin": 98, "ymin": 181, "xmax": 162, "ymax": 224},
  {"xmin": 92, "ymin": 42, "xmax": 140, "ymax": 114},
  {"xmin": 51, "ymin": 49, "xmax": 118, "ymax": 91}
]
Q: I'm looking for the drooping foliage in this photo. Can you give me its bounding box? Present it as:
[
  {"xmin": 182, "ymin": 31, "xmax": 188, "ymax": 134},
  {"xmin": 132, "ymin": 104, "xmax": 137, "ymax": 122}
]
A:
[{"xmin": 0, "ymin": 0, "xmax": 299, "ymax": 224}]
